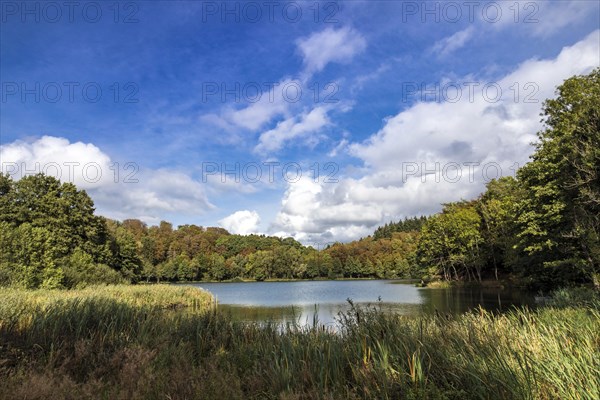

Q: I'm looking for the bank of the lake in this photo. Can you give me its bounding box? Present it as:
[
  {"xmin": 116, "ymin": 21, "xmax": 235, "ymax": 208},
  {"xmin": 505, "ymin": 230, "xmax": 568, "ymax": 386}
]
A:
[
  {"xmin": 173, "ymin": 276, "xmax": 415, "ymax": 284},
  {"xmin": 1, "ymin": 284, "xmax": 598, "ymax": 399}
]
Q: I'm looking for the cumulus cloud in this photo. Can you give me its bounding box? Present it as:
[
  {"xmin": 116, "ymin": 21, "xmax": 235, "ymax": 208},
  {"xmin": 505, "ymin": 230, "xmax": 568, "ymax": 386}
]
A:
[
  {"xmin": 296, "ymin": 27, "xmax": 367, "ymax": 75},
  {"xmin": 270, "ymin": 177, "xmax": 378, "ymax": 244},
  {"xmin": 352, "ymin": 30, "xmax": 599, "ymax": 169},
  {"xmin": 0, "ymin": 136, "xmax": 213, "ymax": 224},
  {"xmin": 270, "ymin": 30, "xmax": 600, "ymax": 244},
  {"xmin": 219, "ymin": 210, "xmax": 261, "ymax": 235}
]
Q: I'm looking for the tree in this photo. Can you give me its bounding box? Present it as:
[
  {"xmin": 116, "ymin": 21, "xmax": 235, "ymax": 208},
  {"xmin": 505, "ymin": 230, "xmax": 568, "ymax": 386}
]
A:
[
  {"xmin": 373, "ymin": 216, "xmax": 427, "ymax": 239},
  {"xmin": 246, "ymin": 250, "xmax": 271, "ymax": 281},
  {"xmin": 61, "ymin": 248, "xmax": 123, "ymax": 288},
  {"xmin": 0, "ymin": 174, "xmax": 116, "ymax": 288},
  {"xmin": 0, "ymin": 222, "xmax": 63, "ymax": 288},
  {"xmin": 149, "ymin": 221, "xmax": 173, "ymax": 264},
  {"xmin": 477, "ymin": 177, "xmax": 522, "ymax": 280},
  {"xmin": 516, "ymin": 69, "xmax": 600, "ymax": 287},
  {"xmin": 207, "ymin": 254, "xmax": 227, "ymax": 281},
  {"xmin": 171, "ymin": 254, "xmax": 194, "ymax": 281},
  {"xmin": 418, "ymin": 202, "xmax": 484, "ymax": 282},
  {"xmin": 106, "ymin": 223, "xmax": 143, "ymax": 282}
]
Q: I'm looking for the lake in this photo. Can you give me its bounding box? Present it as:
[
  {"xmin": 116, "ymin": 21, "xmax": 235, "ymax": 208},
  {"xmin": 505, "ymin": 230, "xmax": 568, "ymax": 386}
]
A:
[{"xmin": 184, "ymin": 280, "xmax": 537, "ymax": 327}]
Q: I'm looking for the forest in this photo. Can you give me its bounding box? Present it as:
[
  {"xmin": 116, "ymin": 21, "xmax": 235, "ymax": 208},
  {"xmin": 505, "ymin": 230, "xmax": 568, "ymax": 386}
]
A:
[{"xmin": 0, "ymin": 69, "xmax": 598, "ymax": 290}]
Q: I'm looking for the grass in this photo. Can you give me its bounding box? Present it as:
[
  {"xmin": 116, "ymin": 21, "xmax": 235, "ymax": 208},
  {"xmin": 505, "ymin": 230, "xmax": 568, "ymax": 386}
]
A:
[
  {"xmin": 0, "ymin": 285, "xmax": 598, "ymax": 399},
  {"xmin": 0, "ymin": 284, "xmax": 215, "ymax": 311},
  {"xmin": 421, "ymin": 279, "xmax": 516, "ymax": 289}
]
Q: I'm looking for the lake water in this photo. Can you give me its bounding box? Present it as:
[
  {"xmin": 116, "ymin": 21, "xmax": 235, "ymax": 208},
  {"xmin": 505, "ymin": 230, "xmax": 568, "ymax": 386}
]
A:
[{"xmin": 185, "ymin": 280, "xmax": 536, "ymax": 327}]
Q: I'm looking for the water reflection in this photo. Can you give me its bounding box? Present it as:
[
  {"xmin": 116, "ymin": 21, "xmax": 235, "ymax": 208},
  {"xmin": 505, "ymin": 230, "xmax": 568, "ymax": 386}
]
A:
[
  {"xmin": 183, "ymin": 280, "xmax": 536, "ymax": 327},
  {"xmin": 216, "ymin": 302, "xmax": 426, "ymax": 328}
]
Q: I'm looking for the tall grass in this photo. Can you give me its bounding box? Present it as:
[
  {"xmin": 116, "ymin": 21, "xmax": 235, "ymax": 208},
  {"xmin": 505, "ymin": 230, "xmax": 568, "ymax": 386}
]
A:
[
  {"xmin": 0, "ymin": 285, "xmax": 598, "ymax": 399},
  {"xmin": 0, "ymin": 284, "xmax": 215, "ymax": 312}
]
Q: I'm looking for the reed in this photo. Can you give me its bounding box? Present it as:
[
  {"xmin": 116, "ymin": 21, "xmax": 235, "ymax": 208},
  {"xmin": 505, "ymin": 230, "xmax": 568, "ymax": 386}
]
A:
[{"xmin": 0, "ymin": 286, "xmax": 598, "ymax": 399}]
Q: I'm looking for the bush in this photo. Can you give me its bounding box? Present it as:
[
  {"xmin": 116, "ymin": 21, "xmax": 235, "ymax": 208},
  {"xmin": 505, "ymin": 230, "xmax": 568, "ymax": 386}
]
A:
[{"xmin": 547, "ymin": 287, "xmax": 600, "ymax": 309}]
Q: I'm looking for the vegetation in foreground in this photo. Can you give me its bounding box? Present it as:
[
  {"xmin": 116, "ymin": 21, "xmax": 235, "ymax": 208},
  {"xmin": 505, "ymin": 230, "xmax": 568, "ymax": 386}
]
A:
[{"xmin": 1, "ymin": 285, "xmax": 598, "ymax": 400}]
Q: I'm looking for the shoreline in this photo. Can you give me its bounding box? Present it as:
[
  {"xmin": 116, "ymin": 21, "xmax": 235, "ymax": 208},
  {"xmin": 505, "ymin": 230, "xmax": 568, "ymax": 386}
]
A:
[{"xmin": 167, "ymin": 277, "xmax": 421, "ymax": 284}]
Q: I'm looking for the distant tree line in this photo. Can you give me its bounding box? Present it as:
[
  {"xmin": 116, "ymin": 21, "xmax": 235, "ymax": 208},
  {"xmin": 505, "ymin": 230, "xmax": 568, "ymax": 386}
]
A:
[
  {"xmin": 0, "ymin": 174, "xmax": 420, "ymax": 288},
  {"xmin": 0, "ymin": 70, "xmax": 597, "ymax": 289},
  {"xmin": 373, "ymin": 216, "xmax": 428, "ymax": 240}
]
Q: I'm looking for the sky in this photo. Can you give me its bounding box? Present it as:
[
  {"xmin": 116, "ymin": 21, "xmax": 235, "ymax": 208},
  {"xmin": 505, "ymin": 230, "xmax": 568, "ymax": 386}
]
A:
[{"xmin": 1, "ymin": 0, "xmax": 599, "ymax": 246}]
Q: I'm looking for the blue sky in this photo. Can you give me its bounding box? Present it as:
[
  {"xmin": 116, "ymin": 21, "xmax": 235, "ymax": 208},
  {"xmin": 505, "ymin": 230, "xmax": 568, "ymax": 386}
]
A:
[{"xmin": 1, "ymin": 0, "xmax": 599, "ymax": 244}]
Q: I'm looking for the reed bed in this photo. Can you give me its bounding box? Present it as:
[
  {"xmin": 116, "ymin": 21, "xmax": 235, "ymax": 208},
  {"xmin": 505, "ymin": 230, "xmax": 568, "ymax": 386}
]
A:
[{"xmin": 0, "ymin": 286, "xmax": 598, "ymax": 399}]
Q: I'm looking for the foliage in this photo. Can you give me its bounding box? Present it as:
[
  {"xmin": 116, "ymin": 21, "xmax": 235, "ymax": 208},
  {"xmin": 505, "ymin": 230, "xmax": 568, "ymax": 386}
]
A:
[
  {"xmin": 60, "ymin": 248, "xmax": 125, "ymax": 288},
  {"xmin": 516, "ymin": 68, "xmax": 600, "ymax": 288},
  {"xmin": 373, "ymin": 216, "xmax": 428, "ymax": 240},
  {"xmin": 417, "ymin": 201, "xmax": 484, "ymax": 281},
  {"xmin": 546, "ymin": 287, "xmax": 600, "ymax": 309},
  {"xmin": 0, "ymin": 174, "xmax": 137, "ymax": 288}
]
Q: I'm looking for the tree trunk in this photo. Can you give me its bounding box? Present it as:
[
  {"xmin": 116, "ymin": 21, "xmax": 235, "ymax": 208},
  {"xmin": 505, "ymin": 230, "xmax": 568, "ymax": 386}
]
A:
[{"xmin": 492, "ymin": 252, "xmax": 498, "ymax": 281}]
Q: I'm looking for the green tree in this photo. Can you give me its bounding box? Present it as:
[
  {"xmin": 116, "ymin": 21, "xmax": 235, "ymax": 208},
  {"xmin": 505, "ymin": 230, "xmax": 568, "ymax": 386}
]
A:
[
  {"xmin": 516, "ymin": 69, "xmax": 600, "ymax": 287},
  {"xmin": 418, "ymin": 202, "xmax": 484, "ymax": 281},
  {"xmin": 246, "ymin": 250, "xmax": 271, "ymax": 281},
  {"xmin": 171, "ymin": 254, "xmax": 194, "ymax": 281},
  {"xmin": 0, "ymin": 222, "xmax": 63, "ymax": 288},
  {"xmin": 107, "ymin": 223, "xmax": 143, "ymax": 282},
  {"xmin": 207, "ymin": 253, "xmax": 227, "ymax": 281},
  {"xmin": 0, "ymin": 174, "xmax": 115, "ymax": 288},
  {"xmin": 477, "ymin": 177, "xmax": 522, "ymax": 280},
  {"xmin": 61, "ymin": 247, "xmax": 124, "ymax": 288}
]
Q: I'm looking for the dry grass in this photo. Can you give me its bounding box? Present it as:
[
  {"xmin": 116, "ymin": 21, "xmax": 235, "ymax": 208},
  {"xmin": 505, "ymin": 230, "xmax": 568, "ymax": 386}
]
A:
[{"xmin": 0, "ymin": 285, "xmax": 598, "ymax": 399}]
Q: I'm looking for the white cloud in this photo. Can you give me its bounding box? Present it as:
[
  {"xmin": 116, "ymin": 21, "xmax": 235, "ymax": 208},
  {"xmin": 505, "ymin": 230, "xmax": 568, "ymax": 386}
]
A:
[
  {"xmin": 430, "ymin": 27, "xmax": 475, "ymax": 57},
  {"xmin": 254, "ymin": 106, "xmax": 331, "ymax": 154},
  {"xmin": 0, "ymin": 136, "xmax": 213, "ymax": 224},
  {"xmin": 328, "ymin": 138, "xmax": 349, "ymax": 157},
  {"xmin": 270, "ymin": 177, "xmax": 380, "ymax": 244},
  {"xmin": 428, "ymin": 2, "xmax": 599, "ymax": 55},
  {"xmin": 271, "ymin": 30, "xmax": 600, "ymax": 244},
  {"xmin": 200, "ymin": 78, "xmax": 299, "ymax": 132},
  {"xmin": 351, "ymin": 30, "xmax": 599, "ymax": 170},
  {"xmin": 296, "ymin": 27, "xmax": 367, "ymax": 75},
  {"xmin": 351, "ymin": 63, "xmax": 391, "ymax": 93},
  {"xmin": 496, "ymin": 1, "xmax": 600, "ymax": 38},
  {"xmin": 0, "ymin": 136, "xmax": 113, "ymax": 189},
  {"xmin": 202, "ymin": 27, "xmax": 366, "ymax": 152},
  {"xmin": 219, "ymin": 210, "xmax": 261, "ymax": 235}
]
